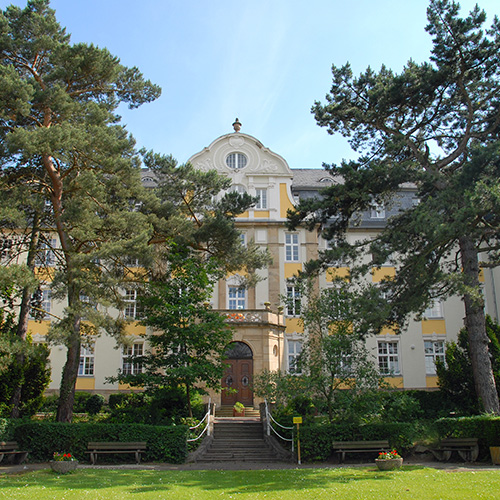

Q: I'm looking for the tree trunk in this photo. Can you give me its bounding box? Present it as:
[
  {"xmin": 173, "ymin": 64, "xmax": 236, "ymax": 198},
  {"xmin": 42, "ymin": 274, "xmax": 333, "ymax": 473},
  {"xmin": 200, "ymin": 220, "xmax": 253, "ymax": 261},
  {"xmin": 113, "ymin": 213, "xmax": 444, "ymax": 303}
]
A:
[
  {"xmin": 459, "ymin": 236, "xmax": 500, "ymax": 414},
  {"xmin": 56, "ymin": 330, "xmax": 81, "ymax": 422},
  {"xmin": 56, "ymin": 280, "xmax": 82, "ymax": 423}
]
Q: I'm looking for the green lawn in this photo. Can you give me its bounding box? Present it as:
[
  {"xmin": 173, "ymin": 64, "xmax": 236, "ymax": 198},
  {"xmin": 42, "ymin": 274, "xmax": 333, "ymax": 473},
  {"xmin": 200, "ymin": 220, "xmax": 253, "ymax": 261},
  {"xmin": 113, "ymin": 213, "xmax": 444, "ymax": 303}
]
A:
[{"xmin": 0, "ymin": 466, "xmax": 498, "ymax": 500}]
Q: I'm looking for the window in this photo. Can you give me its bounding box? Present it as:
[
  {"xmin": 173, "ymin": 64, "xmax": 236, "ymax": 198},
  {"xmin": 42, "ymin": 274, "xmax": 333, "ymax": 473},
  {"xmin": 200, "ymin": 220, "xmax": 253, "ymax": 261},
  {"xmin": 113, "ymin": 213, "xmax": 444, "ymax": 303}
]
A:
[
  {"xmin": 35, "ymin": 238, "xmax": 57, "ymax": 267},
  {"xmin": 370, "ymin": 202, "xmax": 385, "ymax": 219},
  {"xmin": 288, "ymin": 340, "xmax": 302, "ymax": 374},
  {"xmin": 0, "ymin": 238, "xmax": 13, "ymax": 259},
  {"xmin": 285, "ymin": 233, "xmax": 299, "ymax": 262},
  {"xmin": 122, "ymin": 343, "xmax": 144, "ymax": 375},
  {"xmin": 226, "ymin": 153, "xmax": 248, "ymax": 170},
  {"xmin": 78, "ymin": 346, "xmax": 94, "ymax": 376},
  {"xmin": 255, "ymin": 189, "xmax": 267, "ymax": 209},
  {"xmin": 230, "ymin": 184, "xmax": 246, "ymax": 195},
  {"xmin": 124, "ymin": 288, "xmax": 138, "ymax": 319},
  {"xmin": 286, "ymin": 285, "xmax": 301, "ymax": 316},
  {"xmin": 424, "ymin": 340, "xmax": 445, "ymax": 375},
  {"xmin": 228, "ymin": 286, "xmax": 245, "ymax": 310},
  {"xmin": 424, "ymin": 299, "xmax": 443, "ymax": 319},
  {"xmin": 239, "ymin": 232, "xmax": 247, "ymax": 247},
  {"xmin": 378, "ymin": 341, "xmax": 400, "ymax": 375},
  {"xmin": 30, "ymin": 289, "xmax": 52, "ymax": 319}
]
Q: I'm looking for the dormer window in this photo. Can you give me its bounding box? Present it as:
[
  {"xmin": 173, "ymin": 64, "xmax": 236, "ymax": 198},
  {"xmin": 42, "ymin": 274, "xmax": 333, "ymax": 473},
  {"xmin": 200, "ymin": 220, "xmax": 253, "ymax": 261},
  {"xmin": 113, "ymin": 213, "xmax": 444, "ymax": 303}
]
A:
[{"xmin": 226, "ymin": 152, "xmax": 248, "ymax": 170}]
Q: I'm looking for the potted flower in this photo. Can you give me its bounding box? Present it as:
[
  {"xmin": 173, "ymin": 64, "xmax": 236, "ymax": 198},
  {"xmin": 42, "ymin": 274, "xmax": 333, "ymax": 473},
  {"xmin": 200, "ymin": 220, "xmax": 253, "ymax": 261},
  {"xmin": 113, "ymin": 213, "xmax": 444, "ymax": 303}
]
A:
[
  {"xmin": 233, "ymin": 402, "xmax": 245, "ymax": 417},
  {"xmin": 50, "ymin": 452, "xmax": 78, "ymax": 474},
  {"xmin": 375, "ymin": 449, "xmax": 403, "ymax": 470}
]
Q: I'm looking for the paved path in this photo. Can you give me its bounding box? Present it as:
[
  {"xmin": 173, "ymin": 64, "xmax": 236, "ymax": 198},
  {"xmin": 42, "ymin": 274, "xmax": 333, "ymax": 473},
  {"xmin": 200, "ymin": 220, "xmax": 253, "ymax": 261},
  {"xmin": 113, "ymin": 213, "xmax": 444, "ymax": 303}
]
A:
[{"xmin": 2, "ymin": 456, "xmax": 499, "ymax": 475}]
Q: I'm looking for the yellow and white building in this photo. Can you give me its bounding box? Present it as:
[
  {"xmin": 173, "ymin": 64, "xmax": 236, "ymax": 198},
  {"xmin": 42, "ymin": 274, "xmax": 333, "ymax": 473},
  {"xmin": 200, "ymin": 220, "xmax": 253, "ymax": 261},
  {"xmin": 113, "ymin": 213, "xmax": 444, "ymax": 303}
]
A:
[{"xmin": 26, "ymin": 121, "xmax": 500, "ymax": 406}]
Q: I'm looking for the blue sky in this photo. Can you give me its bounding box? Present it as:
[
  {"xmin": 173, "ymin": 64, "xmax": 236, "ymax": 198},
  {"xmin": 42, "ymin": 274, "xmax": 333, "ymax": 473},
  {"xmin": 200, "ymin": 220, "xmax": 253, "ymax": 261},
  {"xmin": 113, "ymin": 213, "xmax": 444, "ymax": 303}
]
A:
[{"xmin": 2, "ymin": 0, "xmax": 499, "ymax": 169}]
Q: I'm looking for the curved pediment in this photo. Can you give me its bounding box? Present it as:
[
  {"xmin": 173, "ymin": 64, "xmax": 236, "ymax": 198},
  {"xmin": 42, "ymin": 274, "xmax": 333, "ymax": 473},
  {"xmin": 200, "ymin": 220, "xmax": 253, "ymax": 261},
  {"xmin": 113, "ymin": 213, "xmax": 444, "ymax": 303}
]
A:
[{"xmin": 188, "ymin": 132, "xmax": 293, "ymax": 178}]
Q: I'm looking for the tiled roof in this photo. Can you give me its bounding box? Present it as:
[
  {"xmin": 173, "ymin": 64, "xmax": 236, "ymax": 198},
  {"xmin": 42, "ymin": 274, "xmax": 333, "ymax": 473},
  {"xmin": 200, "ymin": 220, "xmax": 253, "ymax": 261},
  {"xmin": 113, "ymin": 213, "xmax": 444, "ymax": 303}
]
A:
[{"xmin": 291, "ymin": 168, "xmax": 343, "ymax": 188}]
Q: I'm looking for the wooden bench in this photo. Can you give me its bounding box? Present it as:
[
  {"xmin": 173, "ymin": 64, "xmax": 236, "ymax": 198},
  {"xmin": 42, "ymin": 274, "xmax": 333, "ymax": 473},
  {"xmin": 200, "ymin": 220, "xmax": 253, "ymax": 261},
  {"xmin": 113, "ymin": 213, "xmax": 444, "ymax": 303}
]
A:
[
  {"xmin": 429, "ymin": 438, "xmax": 479, "ymax": 462},
  {"xmin": 86, "ymin": 442, "xmax": 147, "ymax": 465},
  {"xmin": 0, "ymin": 441, "xmax": 29, "ymax": 464},
  {"xmin": 332, "ymin": 440, "xmax": 390, "ymax": 463}
]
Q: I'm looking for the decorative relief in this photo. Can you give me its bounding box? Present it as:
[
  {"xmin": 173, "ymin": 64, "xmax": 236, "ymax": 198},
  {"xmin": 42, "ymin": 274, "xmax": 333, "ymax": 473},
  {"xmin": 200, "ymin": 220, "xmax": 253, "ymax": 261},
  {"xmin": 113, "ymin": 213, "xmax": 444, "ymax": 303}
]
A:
[
  {"xmin": 246, "ymin": 158, "xmax": 279, "ymax": 173},
  {"xmin": 193, "ymin": 158, "xmax": 216, "ymax": 172},
  {"xmin": 229, "ymin": 136, "xmax": 245, "ymax": 148}
]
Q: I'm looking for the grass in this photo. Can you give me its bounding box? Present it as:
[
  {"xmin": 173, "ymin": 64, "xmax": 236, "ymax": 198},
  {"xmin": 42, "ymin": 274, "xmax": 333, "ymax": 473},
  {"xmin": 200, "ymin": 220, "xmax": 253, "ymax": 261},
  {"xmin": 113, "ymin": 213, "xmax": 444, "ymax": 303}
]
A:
[{"xmin": 1, "ymin": 466, "xmax": 499, "ymax": 500}]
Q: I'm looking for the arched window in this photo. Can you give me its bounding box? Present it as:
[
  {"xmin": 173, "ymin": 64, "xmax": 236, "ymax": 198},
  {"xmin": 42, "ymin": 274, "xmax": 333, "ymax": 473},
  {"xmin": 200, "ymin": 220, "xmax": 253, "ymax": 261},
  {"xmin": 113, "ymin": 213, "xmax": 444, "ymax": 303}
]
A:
[{"xmin": 226, "ymin": 152, "xmax": 248, "ymax": 170}]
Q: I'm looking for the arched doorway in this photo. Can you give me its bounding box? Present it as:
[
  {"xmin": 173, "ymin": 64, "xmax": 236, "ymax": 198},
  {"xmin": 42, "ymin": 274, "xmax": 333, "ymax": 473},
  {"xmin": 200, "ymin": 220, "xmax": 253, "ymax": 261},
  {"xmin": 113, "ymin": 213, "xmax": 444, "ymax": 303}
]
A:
[{"xmin": 221, "ymin": 341, "xmax": 253, "ymax": 406}]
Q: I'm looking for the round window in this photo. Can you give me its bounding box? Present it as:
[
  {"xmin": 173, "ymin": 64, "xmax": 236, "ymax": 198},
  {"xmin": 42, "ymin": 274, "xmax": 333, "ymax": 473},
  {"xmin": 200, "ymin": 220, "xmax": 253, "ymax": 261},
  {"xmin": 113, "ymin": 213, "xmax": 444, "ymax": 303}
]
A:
[{"xmin": 226, "ymin": 152, "xmax": 248, "ymax": 170}]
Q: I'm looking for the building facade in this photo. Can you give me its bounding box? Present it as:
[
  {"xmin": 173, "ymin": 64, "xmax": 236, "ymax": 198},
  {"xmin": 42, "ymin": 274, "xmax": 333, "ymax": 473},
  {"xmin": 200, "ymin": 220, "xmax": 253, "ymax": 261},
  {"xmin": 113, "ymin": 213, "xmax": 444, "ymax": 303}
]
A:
[{"xmin": 26, "ymin": 122, "xmax": 500, "ymax": 406}]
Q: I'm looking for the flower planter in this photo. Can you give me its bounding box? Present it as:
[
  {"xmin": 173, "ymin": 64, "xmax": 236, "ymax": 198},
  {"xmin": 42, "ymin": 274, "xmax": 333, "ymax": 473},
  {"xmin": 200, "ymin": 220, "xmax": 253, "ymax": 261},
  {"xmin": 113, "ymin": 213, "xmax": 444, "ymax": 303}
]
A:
[
  {"xmin": 50, "ymin": 460, "xmax": 78, "ymax": 474},
  {"xmin": 490, "ymin": 447, "xmax": 500, "ymax": 465},
  {"xmin": 375, "ymin": 458, "xmax": 403, "ymax": 470}
]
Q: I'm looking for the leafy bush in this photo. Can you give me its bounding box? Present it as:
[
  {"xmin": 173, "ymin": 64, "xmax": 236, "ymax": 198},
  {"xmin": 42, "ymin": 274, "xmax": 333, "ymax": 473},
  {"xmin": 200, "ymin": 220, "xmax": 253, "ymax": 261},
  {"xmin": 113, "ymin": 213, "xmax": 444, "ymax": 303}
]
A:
[
  {"xmin": 85, "ymin": 394, "xmax": 105, "ymax": 415},
  {"xmin": 14, "ymin": 422, "xmax": 188, "ymax": 463},
  {"xmin": 40, "ymin": 394, "xmax": 59, "ymax": 413},
  {"xmin": 435, "ymin": 415, "xmax": 500, "ymax": 447},
  {"xmin": 0, "ymin": 343, "xmax": 51, "ymax": 417},
  {"xmin": 406, "ymin": 390, "xmax": 456, "ymax": 419},
  {"xmin": 107, "ymin": 387, "xmax": 204, "ymax": 425},
  {"xmin": 73, "ymin": 392, "xmax": 93, "ymax": 413},
  {"xmin": 297, "ymin": 421, "xmax": 419, "ymax": 462}
]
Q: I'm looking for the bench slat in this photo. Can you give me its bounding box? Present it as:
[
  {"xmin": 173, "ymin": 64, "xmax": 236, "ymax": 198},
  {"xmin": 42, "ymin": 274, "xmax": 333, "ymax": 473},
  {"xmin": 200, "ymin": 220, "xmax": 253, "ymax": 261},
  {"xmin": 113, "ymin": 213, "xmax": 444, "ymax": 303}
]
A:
[
  {"xmin": 332, "ymin": 440, "xmax": 390, "ymax": 463},
  {"xmin": 86, "ymin": 442, "xmax": 147, "ymax": 465}
]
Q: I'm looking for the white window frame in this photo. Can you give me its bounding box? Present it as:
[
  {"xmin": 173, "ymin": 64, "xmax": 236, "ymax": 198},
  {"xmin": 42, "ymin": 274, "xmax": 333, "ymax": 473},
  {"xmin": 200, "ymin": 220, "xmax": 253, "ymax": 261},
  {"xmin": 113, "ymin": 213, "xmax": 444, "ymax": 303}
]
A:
[
  {"xmin": 287, "ymin": 339, "xmax": 302, "ymax": 374},
  {"xmin": 228, "ymin": 286, "xmax": 245, "ymax": 310},
  {"xmin": 124, "ymin": 288, "xmax": 138, "ymax": 319},
  {"xmin": 255, "ymin": 188, "xmax": 268, "ymax": 210},
  {"xmin": 78, "ymin": 346, "xmax": 95, "ymax": 376},
  {"xmin": 30, "ymin": 289, "xmax": 52, "ymax": 319},
  {"xmin": 378, "ymin": 341, "xmax": 400, "ymax": 375},
  {"xmin": 286, "ymin": 285, "xmax": 301, "ymax": 317},
  {"xmin": 424, "ymin": 340, "xmax": 445, "ymax": 375},
  {"xmin": 424, "ymin": 299, "xmax": 443, "ymax": 319},
  {"xmin": 122, "ymin": 342, "xmax": 144, "ymax": 375},
  {"xmin": 35, "ymin": 238, "xmax": 57, "ymax": 267},
  {"xmin": 370, "ymin": 202, "xmax": 386, "ymax": 219},
  {"xmin": 239, "ymin": 232, "xmax": 247, "ymax": 247},
  {"xmin": 285, "ymin": 233, "xmax": 299, "ymax": 262},
  {"xmin": 226, "ymin": 153, "xmax": 248, "ymax": 170}
]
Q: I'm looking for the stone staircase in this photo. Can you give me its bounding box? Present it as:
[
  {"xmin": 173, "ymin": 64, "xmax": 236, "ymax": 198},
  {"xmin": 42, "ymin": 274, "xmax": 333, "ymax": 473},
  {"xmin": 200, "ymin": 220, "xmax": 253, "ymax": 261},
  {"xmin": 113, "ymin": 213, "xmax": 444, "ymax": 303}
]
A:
[
  {"xmin": 194, "ymin": 419, "xmax": 284, "ymax": 463},
  {"xmin": 214, "ymin": 405, "xmax": 260, "ymax": 418}
]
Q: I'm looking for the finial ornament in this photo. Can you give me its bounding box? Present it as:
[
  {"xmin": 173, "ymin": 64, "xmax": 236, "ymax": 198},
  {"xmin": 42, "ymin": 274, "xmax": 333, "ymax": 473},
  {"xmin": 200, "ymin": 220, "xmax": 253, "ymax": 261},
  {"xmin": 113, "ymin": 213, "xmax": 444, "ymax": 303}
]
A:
[{"xmin": 232, "ymin": 118, "xmax": 242, "ymax": 132}]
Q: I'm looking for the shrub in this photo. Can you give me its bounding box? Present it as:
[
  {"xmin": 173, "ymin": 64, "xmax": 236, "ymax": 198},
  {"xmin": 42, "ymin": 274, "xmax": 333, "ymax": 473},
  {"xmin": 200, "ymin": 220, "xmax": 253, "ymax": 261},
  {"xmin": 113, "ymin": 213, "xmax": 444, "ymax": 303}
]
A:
[
  {"xmin": 73, "ymin": 392, "xmax": 93, "ymax": 413},
  {"xmin": 40, "ymin": 394, "xmax": 59, "ymax": 413},
  {"xmin": 85, "ymin": 394, "xmax": 105, "ymax": 415},
  {"xmin": 435, "ymin": 414, "xmax": 500, "ymax": 452},
  {"xmin": 14, "ymin": 422, "xmax": 188, "ymax": 463}
]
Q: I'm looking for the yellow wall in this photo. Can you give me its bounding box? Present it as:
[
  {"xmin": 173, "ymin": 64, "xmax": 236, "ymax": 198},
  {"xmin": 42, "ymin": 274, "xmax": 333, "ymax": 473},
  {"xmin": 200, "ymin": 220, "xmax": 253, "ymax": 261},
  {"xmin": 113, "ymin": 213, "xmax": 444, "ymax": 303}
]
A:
[
  {"xmin": 426, "ymin": 376, "xmax": 439, "ymax": 388},
  {"xmin": 279, "ymin": 183, "xmax": 295, "ymax": 219},
  {"xmin": 421, "ymin": 320, "xmax": 446, "ymax": 335},
  {"xmin": 76, "ymin": 378, "xmax": 95, "ymax": 390},
  {"xmin": 284, "ymin": 262, "xmax": 302, "ymax": 279},
  {"xmin": 372, "ymin": 267, "xmax": 396, "ymax": 282},
  {"xmin": 381, "ymin": 376, "xmax": 404, "ymax": 388},
  {"xmin": 254, "ymin": 210, "xmax": 270, "ymax": 218},
  {"xmin": 326, "ymin": 267, "xmax": 350, "ymax": 281}
]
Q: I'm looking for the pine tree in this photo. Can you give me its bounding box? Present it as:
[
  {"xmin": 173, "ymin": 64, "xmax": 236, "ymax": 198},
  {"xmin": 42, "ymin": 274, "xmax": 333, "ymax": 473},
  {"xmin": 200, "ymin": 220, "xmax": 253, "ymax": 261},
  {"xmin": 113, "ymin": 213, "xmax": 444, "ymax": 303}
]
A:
[
  {"xmin": 289, "ymin": 0, "xmax": 500, "ymax": 412},
  {"xmin": 0, "ymin": 0, "xmax": 161, "ymax": 421}
]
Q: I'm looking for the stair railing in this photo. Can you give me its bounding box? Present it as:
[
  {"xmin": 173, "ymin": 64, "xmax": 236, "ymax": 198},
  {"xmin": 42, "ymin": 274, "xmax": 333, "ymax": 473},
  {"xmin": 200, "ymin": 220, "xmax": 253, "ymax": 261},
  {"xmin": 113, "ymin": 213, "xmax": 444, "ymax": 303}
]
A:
[
  {"xmin": 187, "ymin": 398, "xmax": 213, "ymax": 442},
  {"xmin": 264, "ymin": 399, "xmax": 294, "ymax": 453}
]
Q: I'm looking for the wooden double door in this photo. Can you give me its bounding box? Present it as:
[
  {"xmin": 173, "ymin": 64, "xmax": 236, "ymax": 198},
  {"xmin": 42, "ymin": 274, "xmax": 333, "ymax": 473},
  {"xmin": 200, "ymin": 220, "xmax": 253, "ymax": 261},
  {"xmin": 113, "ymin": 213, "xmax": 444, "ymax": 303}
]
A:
[{"xmin": 221, "ymin": 342, "xmax": 253, "ymax": 406}]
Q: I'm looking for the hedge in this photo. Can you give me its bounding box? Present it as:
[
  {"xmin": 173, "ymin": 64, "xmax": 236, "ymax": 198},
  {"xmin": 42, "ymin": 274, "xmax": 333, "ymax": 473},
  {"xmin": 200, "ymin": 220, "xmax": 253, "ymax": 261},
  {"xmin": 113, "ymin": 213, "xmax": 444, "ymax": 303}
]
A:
[
  {"xmin": 435, "ymin": 414, "xmax": 500, "ymax": 457},
  {"xmin": 297, "ymin": 421, "xmax": 418, "ymax": 462},
  {"xmin": 14, "ymin": 422, "xmax": 188, "ymax": 463}
]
